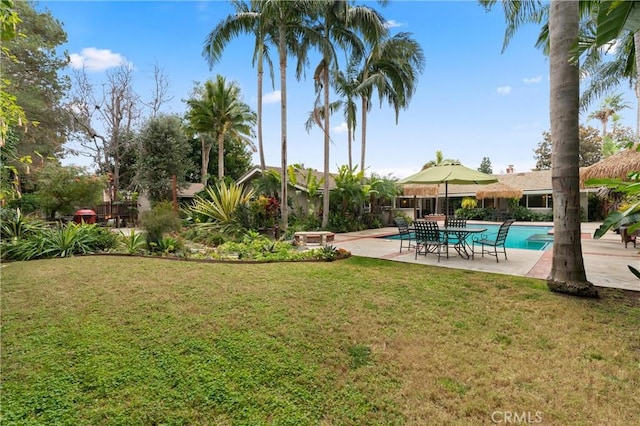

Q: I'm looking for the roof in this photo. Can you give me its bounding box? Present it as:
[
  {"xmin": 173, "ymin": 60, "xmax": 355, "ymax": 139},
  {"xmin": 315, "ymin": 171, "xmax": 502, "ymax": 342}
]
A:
[
  {"xmin": 236, "ymin": 166, "xmax": 337, "ymax": 191},
  {"xmin": 177, "ymin": 183, "xmax": 205, "ymax": 198},
  {"xmin": 401, "ymin": 169, "xmax": 560, "ymax": 197}
]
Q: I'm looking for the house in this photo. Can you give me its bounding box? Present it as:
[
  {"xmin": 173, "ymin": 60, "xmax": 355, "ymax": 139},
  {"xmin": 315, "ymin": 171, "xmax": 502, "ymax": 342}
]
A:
[
  {"xmin": 236, "ymin": 166, "xmax": 336, "ymax": 216},
  {"xmin": 396, "ymin": 169, "xmax": 593, "ymax": 220}
]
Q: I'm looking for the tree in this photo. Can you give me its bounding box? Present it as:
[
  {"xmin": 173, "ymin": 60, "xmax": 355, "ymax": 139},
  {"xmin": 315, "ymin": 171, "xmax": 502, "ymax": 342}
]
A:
[
  {"xmin": 547, "ymin": 0, "xmax": 597, "ymax": 296},
  {"xmin": 533, "ymin": 125, "xmax": 603, "ymax": 169},
  {"xmin": 587, "ymin": 93, "xmax": 630, "ymax": 137},
  {"xmin": 478, "ymin": 157, "xmax": 493, "ymax": 174},
  {"xmin": 356, "ymin": 32, "xmax": 425, "ymax": 172},
  {"xmin": 202, "ymin": 0, "xmax": 276, "ymax": 171},
  {"xmin": 135, "ymin": 114, "xmax": 192, "ymax": 203},
  {"xmin": 483, "ymin": 0, "xmax": 597, "ymax": 296},
  {"xmin": 33, "ymin": 163, "xmax": 106, "ymax": 219},
  {"xmin": 186, "ymin": 75, "xmax": 256, "ymax": 185},
  {"xmin": 187, "ymin": 132, "xmax": 253, "ymax": 183},
  {"xmin": 305, "ymin": 0, "xmax": 387, "ymax": 228},
  {"xmin": 1, "ymin": 0, "xmax": 70, "ymax": 165}
]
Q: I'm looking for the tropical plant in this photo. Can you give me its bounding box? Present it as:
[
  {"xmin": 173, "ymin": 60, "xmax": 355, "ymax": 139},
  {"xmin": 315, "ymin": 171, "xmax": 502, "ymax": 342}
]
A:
[
  {"xmin": 587, "ymin": 93, "xmax": 630, "ymax": 138},
  {"xmin": 189, "ymin": 181, "xmax": 255, "ymax": 235},
  {"xmin": 303, "ymin": 0, "xmax": 388, "ymax": 228},
  {"xmin": 367, "ymin": 173, "xmax": 399, "ymax": 214},
  {"xmin": 356, "ymin": 32, "xmax": 425, "ymax": 172},
  {"xmin": 186, "ymin": 75, "xmax": 256, "ymax": 185},
  {"xmin": 461, "ymin": 198, "xmax": 478, "ymax": 210},
  {"xmin": 483, "ymin": 0, "xmax": 598, "ymax": 297},
  {"xmin": 120, "ymin": 229, "xmax": 146, "ymax": 255},
  {"xmin": 0, "ymin": 208, "xmax": 46, "ymax": 242}
]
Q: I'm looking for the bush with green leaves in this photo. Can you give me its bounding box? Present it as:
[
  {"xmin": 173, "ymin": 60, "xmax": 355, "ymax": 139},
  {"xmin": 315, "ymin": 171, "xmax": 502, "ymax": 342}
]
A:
[
  {"xmin": 119, "ymin": 229, "xmax": 147, "ymax": 254},
  {"xmin": 188, "ymin": 181, "xmax": 254, "ymax": 236},
  {"xmin": 1, "ymin": 222, "xmax": 118, "ymax": 261},
  {"xmin": 181, "ymin": 226, "xmax": 226, "ymax": 247},
  {"xmin": 0, "ymin": 208, "xmax": 46, "ymax": 242},
  {"xmin": 140, "ymin": 201, "xmax": 181, "ymax": 248}
]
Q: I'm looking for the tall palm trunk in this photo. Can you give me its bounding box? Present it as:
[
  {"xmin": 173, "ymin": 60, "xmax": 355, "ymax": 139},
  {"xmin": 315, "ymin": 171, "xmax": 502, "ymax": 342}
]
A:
[
  {"xmin": 200, "ymin": 134, "xmax": 211, "ymax": 186},
  {"xmin": 634, "ymin": 31, "xmax": 640, "ymax": 138},
  {"xmin": 278, "ymin": 22, "xmax": 288, "ymax": 231},
  {"xmin": 217, "ymin": 130, "xmax": 225, "ymax": 181},
  {"xmin": 547, "ymin": 0, "xmax": 597, "ymax": 297},
  {"xmin": 360, "ymin": 95, "xmax": 367, "ymax": 172},
  {"xmin": 347, "ymin": 122, "xmax": 352, "ymax": 170},
  {"xmin": 257, "ymin": 44, "xmax": 266, "ymax": 170},
  {"xmin": 322, "ymin": 57, "xmax": 331, "ymax": 229}
]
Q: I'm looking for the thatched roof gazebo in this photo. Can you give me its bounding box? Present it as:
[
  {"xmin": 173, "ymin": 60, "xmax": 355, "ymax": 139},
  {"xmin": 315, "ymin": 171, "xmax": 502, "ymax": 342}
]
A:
[
  {"xmin": 402, "ymin": 184, "xmax": 439, "ymax": 197},
  {"xmin": 476, "ymin": 181, "xmax": 523, "ymax": 200},
  {"xmin": 580, "ymin": 147, "xmax": 640, "ymax": 186}
]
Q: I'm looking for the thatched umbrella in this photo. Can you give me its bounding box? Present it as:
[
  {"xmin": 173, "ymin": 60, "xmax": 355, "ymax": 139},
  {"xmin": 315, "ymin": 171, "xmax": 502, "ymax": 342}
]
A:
[
  {"xmin": 402, "ymin": 184, "xmax": 439, "ymax": 197},
  {"xmin": 476, "ymin": 181, "xmax": 523, "ymax": 200},
  {"xmin": 580, "ymin": 147, "xmax": 640, "ymax": 185}
]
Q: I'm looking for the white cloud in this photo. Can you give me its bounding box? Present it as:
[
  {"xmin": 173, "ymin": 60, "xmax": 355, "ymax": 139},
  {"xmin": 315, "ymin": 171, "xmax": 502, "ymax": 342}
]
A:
[
  {"xmin": 523, "ymin": 76, "xmax": 542, "ymax": 84},
  {"xmin": 263, "ymin": 90, "xmax": 281, "ymax": 104},
  {"xmin": 385, "ymin": 19, "xmax": 404, "ymax": 29},
  {"xmin": 331, "ymin": 122, "xmax": 348, "ymax": 134},
  {"xmin": 69, "ymin": 47, "xmax": 129, "ymax": 71},
  {"xmin": 496, "ymin": 86, "xmax": 512, "ymax": 95}
]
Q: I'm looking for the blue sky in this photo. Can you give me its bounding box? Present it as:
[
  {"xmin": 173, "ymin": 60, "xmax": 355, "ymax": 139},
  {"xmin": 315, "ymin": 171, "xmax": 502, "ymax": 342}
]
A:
[{"xmin": 42, "ymin": 0, "xmax": 637, "ymax": 178}]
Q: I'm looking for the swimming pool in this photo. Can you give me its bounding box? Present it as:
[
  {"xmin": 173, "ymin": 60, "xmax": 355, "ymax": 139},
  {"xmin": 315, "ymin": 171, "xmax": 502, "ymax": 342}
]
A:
[{"xmin": 381, "ymin": 223, "xmax": 554, "ymax": 251}]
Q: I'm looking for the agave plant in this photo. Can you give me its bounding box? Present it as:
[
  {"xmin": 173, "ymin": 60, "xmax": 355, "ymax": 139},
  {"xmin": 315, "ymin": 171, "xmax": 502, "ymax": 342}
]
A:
[
  {"xmin": 189, "ymin": 181, "xmax": 255, "ymax": 235},
  {"xmin": 120, "ymin": 229, "xmax": 147, "ymax": 254},
  {"xmin": 0, "ymin": 208, "xmax": 46, "ymax": 242}
]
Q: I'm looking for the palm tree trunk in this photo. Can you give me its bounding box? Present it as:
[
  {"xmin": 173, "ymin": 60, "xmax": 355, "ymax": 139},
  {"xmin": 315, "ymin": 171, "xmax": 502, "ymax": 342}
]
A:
[
  {"xmin": 201, "ymin": 134, "xmax": 209, "ymax": 186},
  {"xmin": 257, "ymin": 44, "xmax": 266, "ymax": 170},
  {"xmin": 547, "ymin": 0, "xmax": 597, "ymax": 297},
  {"xmin": 278, "ymin": 23, "xmax": 288, "ymax": 231},
  {"xmin": 634, "ymin": 31, "xmax": 640, "ymax": 138},
  {"xmin": 322, "ymin": 60, "xmax": 331, "ymax": 229},
  {"xmin": 347, "ymin": 123, "xmax": 352, "ymax": 170},
  {"xmin": 360, "ymin": 95, "xmax": 367, "ymax": 172},
  {"xmin": 217, "ymin": 131, "xmax": 225, "ymax": 181}
]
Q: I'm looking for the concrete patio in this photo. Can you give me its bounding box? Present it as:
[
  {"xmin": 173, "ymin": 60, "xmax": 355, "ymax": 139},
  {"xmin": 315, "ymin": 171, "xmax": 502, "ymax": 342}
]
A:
[{"xmin": 331, "ymin": 221, "xmax": 640, "ymax": 292}]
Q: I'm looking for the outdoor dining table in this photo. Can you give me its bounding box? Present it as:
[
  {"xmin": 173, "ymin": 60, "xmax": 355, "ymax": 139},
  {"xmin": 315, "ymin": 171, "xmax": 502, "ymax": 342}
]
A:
[{"xmin": 440, "ymin": 226, "xmax": 487, "ymax": 259}]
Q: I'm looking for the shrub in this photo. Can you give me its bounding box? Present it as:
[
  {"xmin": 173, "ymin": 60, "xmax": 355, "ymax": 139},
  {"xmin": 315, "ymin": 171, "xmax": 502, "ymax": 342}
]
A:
[
  {"xmin": 140, "ymin": 202, "xmax": 181, "ymax": 247},
  {"xmin": 120, "ymin": 229, "xmax": 147, "ymax": 254}
]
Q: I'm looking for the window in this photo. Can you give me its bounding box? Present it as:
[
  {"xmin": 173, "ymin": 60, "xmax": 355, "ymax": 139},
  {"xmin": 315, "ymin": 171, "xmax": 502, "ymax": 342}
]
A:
[{"xmin": 526, "ymin": 194, "xmax": 552, "ymax": 208}]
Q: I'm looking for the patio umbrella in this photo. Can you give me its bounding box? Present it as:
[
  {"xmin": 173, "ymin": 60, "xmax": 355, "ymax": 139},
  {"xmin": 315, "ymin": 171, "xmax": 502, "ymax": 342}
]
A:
[
  {"xmin": 476, "ymin": 181, "xmax": 523, "ymax": 200},
  {"xmin": 399, "ymin": 161, "xmax": 498, "ymax": 221},
  {"xmin": 580, "ymin": 146, "xmax": 640, "ymax": 186}
]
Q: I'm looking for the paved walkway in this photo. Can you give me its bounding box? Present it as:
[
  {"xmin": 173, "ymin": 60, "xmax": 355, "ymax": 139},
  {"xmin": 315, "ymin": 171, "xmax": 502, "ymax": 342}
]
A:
[{"xmin": 331, "ymin": 221, "xmax": 640, "ymax": 292}]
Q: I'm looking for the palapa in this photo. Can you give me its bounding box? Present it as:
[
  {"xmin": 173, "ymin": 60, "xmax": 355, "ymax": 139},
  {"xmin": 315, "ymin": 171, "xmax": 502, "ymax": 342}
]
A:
[
  {"xmin": 580, "ymin": 146, "xmax": 640, "ymax": 185},
  {"xmin": 402, "ymin": 184, "xmax": 439, "ymax": 197},
  {"xmin": 476, "ymin": 181, "xmax": 523, "ymax": 200}
]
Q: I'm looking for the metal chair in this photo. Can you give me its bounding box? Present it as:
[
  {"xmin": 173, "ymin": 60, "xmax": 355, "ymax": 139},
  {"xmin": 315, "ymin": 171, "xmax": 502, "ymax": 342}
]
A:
[
  {"xmin": 414, "ymin": 220, "xmax": 448, "ymax": 262},
  {"xmin": 472, "ymin": 219, "xmax": 515, "ymax": 263},
  {"xmin": 394, "ymin": 217, "xmax": 414, "ymax": 252}
]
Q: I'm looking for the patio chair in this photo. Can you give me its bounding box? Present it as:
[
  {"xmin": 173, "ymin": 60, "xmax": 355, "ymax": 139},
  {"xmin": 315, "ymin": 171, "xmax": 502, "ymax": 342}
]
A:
[
  {"xmin": 444, "ymin": 217, "xmax": 467, "ymax": 246},
  {"xmin": 414, "ymin": 220, "xmax": 448, "ymax": 262},
  {"xmin": 472, "ymin": 219, "xmax": 516, "ymax": 263},
  {"xmin": 394, "ymin": 217, "xmax": 415, "ymax": 252}
]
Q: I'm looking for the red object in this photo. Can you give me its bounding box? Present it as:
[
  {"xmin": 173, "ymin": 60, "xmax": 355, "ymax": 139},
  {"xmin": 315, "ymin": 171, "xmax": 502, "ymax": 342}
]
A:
[{"xmin": 73, "ymin": 209, "xmax": 97, "ymax": 224}]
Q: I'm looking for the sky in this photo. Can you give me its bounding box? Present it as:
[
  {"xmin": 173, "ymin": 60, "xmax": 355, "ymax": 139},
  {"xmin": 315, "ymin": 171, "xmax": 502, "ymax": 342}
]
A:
[{"xmin": 41, "ymin": 0, "xmax": 638, "ymax": 179}]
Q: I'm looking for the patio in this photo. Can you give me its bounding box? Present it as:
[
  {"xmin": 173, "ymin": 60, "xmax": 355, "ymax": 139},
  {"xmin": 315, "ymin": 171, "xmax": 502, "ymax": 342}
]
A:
[{"xmin": 332, "ymin": 221, "xmax": 640, "ymax": 292}]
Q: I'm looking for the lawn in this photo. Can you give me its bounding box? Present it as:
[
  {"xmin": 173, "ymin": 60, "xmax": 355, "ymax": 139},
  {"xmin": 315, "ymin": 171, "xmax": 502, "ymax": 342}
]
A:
[{"xmin": 2, "ymin": 256, "xmax": 639, "ymax": 424}]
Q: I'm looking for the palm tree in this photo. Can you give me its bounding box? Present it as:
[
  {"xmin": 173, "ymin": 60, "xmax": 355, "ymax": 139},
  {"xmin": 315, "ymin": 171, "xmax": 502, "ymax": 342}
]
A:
[
  {"xmin": 587, "ymin": 93, "xmax": 630, "ymax": 137},
  {"xmin": 332, "ymin": 62, "xmax": 360, "ymax": 170},
  {"xmin": 305, "ymin": 0, "xmax": 387, "ymax": 228},
  {"xmin": 482, "ymin": 0, "xmax": 597, "ymax": 296},
  {"xmin": 202, "ymin": 0, "xmax": 275, "ymax": 171},
  {"xmin": 547, "ymin": 0, "xmax": 597, "ymax": 296},
  {"xmin": 186, "ymin": 75, "xmax": 256, "ymax": 185},
  {"xmin": 356, "ymin": 32, "xmax": 425, "ymax": 172}
]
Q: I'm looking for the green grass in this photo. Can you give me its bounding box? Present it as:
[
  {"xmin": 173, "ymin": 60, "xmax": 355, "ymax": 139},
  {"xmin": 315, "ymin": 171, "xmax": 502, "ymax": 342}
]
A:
[{"xmin": 2, "ymin": 256, "xmax": 640, "ymax": 424}]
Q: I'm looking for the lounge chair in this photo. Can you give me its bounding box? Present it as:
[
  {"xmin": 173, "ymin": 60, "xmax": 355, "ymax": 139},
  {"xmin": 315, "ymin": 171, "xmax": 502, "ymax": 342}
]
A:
[
  {"xmin": 472, "ymin": 219, "xmax": 516, "ymax": 263},
  {"xmin": 394, "ymin": 217, "xmax": 414, "ymax": 252},
  {"xmin": 414, "ymin": 220, "xmax": 448, "ymax": 262}
]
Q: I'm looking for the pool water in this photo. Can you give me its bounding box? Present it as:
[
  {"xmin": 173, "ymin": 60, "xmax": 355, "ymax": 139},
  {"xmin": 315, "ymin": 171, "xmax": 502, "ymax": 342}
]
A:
[{"xmin": 382, "ymin": 224, "xmax": 553, "ymax": 251}]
